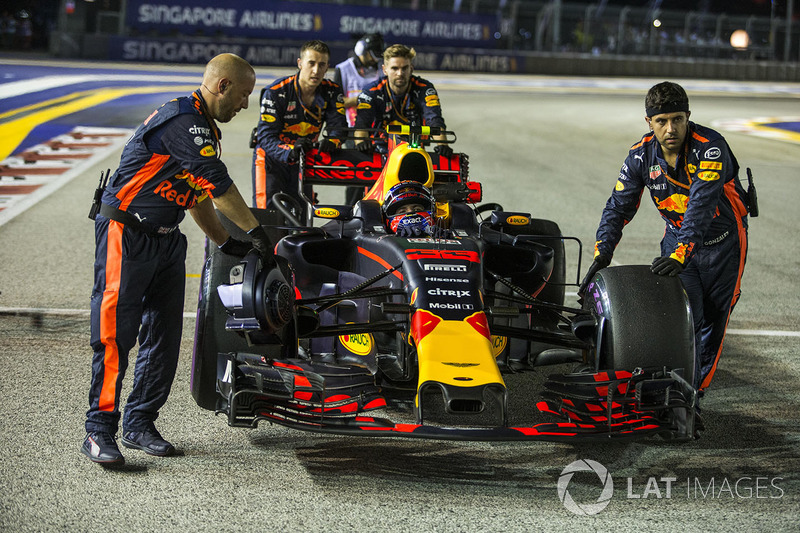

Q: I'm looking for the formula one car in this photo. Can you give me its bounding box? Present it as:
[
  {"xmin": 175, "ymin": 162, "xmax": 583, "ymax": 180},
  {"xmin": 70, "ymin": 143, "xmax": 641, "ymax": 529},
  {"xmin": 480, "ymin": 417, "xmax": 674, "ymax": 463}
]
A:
[{"xmin": 191, "ymin": 126, "xmax": 699, "ymax": 442}]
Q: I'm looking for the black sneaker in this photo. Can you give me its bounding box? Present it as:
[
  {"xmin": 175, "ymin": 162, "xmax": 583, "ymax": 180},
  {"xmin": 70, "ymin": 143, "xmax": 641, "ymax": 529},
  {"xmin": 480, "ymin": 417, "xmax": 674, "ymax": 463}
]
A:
[
  {"xmin": 81, "ymin": 432, "xmax": 125, "ymax": 465},
  {"xmin": 121, "ymin": 427, "xmax": 175, "ymax": 457}
]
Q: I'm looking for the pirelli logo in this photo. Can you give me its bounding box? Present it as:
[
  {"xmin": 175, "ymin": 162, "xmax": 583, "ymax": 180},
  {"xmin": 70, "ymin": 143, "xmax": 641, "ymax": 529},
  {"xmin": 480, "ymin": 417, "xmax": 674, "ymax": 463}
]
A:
[{"xmin": 424, "ymin": 264, "xmax": 467, "ymax": 272}]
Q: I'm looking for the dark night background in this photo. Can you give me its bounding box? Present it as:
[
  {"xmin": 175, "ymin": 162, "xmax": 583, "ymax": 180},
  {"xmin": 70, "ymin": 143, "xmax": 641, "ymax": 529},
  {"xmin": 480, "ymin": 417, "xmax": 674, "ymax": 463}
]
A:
[{"xmin": 0, "ymin": 1, "xmax": 794, "ymax": 52}]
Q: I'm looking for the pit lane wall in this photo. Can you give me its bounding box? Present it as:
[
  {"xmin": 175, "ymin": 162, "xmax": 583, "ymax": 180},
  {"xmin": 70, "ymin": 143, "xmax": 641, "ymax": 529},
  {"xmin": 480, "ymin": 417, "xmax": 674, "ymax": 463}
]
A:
[{"xmin": 50, "ymin": 0, "xmax": 800, "ymax": 82}]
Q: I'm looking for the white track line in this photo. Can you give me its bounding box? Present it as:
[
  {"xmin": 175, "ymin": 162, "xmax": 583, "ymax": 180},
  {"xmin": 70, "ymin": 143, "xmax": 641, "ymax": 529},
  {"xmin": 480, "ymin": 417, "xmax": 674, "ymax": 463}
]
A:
[{"xmin": 0, "ymin": 306, "xmax": 797, "ymax": 337}]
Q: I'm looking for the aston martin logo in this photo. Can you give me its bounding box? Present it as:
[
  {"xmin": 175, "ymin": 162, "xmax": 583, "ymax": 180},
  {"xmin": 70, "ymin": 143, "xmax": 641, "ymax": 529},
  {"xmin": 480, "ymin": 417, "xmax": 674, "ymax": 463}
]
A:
[{"xmin": 442, "ymin": 362, "xmax": 479, "ymax": 367}]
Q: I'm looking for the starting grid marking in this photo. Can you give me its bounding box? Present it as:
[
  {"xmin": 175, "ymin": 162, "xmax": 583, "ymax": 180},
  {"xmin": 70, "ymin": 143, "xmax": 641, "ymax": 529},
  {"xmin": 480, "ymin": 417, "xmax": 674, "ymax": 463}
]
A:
[
  {"xmin": 0, "ymin": 126, "xmax": 133, "ymax": 227},
  {"xmin": 0, "ymin": 306, "xmax": 797, "ymax": 337}
]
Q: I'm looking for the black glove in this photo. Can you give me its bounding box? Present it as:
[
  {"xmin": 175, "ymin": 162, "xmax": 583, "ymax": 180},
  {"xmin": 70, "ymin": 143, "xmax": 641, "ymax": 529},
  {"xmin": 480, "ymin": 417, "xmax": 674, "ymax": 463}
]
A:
[
  {"xmin": 356, "ymin": 140, "xmax": 373, "ymax": 154},
  {"xmin": 248, "ymin": 226, "xmax": 276, "ymax": 268},
  {"xmin": 428, "ymin": 225, "xmax": 452, "ymax": 239},
  {"xmin": 289, "ymin": 137, "xmax": 313, "ymax": 162},
  {"xmin": 434, "ymin": 144, "xmax": 453, "ymax": 158},
  {"xmin": 318, "ymin": 138, "xmax": 336, "ymax": 153},
  {"xmin": 651, "ymin": 256, "xmax": 684, "ymax": 276},
  {"xmin": 578, "ymin": 254, "xmax": 611, "ymax": 298},
  {"xmin": 396, "ymin": 225, "xmax": 424, "ymax": 238},
  {"xmin": 218, "ymin": 236, "xmax": 251, "ymax": 257}
]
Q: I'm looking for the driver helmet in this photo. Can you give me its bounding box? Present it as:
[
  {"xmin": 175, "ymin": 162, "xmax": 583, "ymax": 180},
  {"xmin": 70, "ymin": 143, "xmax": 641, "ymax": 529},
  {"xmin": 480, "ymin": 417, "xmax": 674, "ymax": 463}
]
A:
[
  {"xmin": 355, "ymin": 33, "xmax": 385, "ymax": 63},
  {"xmin": 383, "ymin": 181, "xmax": 435, "ymax": 233}
]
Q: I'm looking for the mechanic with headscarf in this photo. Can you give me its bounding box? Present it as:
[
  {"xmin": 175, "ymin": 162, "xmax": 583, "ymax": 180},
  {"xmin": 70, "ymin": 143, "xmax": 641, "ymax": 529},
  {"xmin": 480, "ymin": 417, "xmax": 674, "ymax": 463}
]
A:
[
  {"xmin": 579, "ymin": 81, "xmax": 751, "ymax": 391},
  {"xmin": 252, "ymin": 40, "xmax": 348, "ymax": 215},
  {"xmin": 82, "ymin": 54, "xmax": 274, "ymax": 466},
  {"xmin": 332, "ymin": 32, "xmax": 385, "ymax": 205},
  {"xmin": 354, "ymin": 44, "xmax": 451, "ymax": 158}
]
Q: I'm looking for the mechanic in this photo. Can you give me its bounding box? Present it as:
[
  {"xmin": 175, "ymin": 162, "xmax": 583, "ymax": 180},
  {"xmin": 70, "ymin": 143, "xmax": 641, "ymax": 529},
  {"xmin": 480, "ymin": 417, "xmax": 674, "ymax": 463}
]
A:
[
  {"xmin": 332, "ymin": 32, "xmax": 385, "ymax": 205},
  {"xmin": 252, "ymin": 40, "xmax": 348, "ymax": 215},
  {"xmin": 82, "ymin": 53, "xmax": 275, "ymax": 466},
  {"xmin": 383, "ymin": 181, "xmax": 447, "ymax": 238},
  {"xmin": 579, "ymin": 81, "xmax": 750, "ymax": 391},
  {"xmin": 354, "ymin": 44, "xmax": 451, "ymax": 158}
]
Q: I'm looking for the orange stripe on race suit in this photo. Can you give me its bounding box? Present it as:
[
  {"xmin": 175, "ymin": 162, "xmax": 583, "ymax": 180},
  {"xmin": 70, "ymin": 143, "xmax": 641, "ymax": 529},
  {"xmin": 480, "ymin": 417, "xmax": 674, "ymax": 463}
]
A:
[
  {"xmin": 98, "ymin": 220, "xmax": 124, "ymax": 411},
  {"xmin": 116, "ymin": 153, "xmax": 170, "ymax": 210},
  {"xmin": 357, "ymin": 246, "xmax": 404, "ymax": 281},
  {"xmin": 630, "ymin": 134, "xmax": 653, "ymax": 151},
  {"xmin": 254, "ymin": 147, "xmax": 268, "ymax": 209},
  {"xmin": 699, "ymin": 183, "xmax": 749, "ymax": 390}
]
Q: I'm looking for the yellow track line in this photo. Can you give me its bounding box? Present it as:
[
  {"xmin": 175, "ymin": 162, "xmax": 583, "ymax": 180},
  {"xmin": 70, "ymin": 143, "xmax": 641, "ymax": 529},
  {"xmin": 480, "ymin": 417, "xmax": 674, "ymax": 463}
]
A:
[{"xmin": 0, "ymin": 85, "xmax": 194, "ymax": 161}]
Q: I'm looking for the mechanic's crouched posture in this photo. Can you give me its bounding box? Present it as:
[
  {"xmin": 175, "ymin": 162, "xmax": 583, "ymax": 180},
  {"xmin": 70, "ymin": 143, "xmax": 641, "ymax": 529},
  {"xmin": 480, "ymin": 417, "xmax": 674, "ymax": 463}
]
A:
[
  {"xmin": 251, "ymin": 40, "xmax": 347, "ymax": 213},
  {"xmin": 82, "ymin": 54, "xmax": 274, "ymax": 465},
  {"xmin": 580, "ymin": 81, "xmax": 750, "ymax": 391}
]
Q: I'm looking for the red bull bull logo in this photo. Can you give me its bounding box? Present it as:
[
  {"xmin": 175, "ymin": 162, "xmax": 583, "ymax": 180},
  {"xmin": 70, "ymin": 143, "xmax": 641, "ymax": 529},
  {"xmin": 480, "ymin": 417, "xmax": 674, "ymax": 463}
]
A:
[
  {"xmin": 655, "ymin": 193, "xmax": 689, "ymax": 213},
  {"xmin": 284, "ymin": 122, "xmax": 319, "ymax": 137}
]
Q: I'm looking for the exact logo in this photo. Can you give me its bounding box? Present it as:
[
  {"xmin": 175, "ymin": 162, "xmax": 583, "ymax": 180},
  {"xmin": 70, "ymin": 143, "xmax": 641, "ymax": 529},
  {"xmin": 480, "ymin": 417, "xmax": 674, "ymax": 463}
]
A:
[{"xmin": 557, "ymin": 459, "xmax": 614, "ymax": 516}]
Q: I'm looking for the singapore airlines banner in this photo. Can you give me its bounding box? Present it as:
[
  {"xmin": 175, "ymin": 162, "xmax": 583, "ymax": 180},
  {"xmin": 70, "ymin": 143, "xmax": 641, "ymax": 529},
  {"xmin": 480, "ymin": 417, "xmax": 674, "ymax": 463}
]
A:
[{"xmin": 124, "ymin": 0, "xmax": 498, "ymax": 48}]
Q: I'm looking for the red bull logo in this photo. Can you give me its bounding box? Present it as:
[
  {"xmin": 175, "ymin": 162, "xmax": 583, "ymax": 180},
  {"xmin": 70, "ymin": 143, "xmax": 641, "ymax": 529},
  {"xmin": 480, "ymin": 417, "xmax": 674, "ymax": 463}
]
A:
[
  {"xmin": 284, "ymin": 122, "xmax": 319, "ymax": 137},
  {"xmin": 339, "ymin": 332, "xmax": 373, "ymax": 356},
  {"xmin": 655, "ymin": 193, "xmax": 689, "ymax": 213}
]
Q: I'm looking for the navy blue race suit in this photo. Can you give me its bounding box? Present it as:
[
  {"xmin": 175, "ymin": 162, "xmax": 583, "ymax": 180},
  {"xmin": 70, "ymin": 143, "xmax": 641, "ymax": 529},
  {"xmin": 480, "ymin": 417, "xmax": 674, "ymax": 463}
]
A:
[
  {"xmin": 593, "ymin": 121, "xmax": 749, "ymax": 389},
  {"xmin": 354, "ymin": 74, "xmax": 446, "ymax": 150},
  {"xmin": 251, "ymin": 74, "xmax": 347, "ymax": 210},
  {"xmin": 86, "ymin": 90, "xmax": 233, "ymax": 436}
]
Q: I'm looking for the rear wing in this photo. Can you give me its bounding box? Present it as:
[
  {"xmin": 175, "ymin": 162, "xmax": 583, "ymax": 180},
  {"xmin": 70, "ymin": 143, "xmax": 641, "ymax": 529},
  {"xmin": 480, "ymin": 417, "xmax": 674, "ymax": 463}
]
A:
[
  {"xmin": 300, "ymin": 149, "xmax": 384, "ymax": 188},
  {"xmin": 299, "ymin": 147, "xmax": 469, "ymax": 188}
]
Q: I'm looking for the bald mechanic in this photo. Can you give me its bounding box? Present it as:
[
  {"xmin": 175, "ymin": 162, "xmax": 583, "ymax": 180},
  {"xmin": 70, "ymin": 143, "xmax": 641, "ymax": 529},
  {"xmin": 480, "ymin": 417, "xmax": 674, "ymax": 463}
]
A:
[{"xmin": 82, "ymin": 54, "xmax": 274, "ymax": 466}]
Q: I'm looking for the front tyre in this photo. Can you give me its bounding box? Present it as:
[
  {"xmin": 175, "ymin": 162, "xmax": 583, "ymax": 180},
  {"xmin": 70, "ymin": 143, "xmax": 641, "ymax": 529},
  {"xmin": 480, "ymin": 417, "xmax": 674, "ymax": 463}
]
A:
[{"xmin": 584, "ymin": 265, "xmax": 695, "ymax": 385}]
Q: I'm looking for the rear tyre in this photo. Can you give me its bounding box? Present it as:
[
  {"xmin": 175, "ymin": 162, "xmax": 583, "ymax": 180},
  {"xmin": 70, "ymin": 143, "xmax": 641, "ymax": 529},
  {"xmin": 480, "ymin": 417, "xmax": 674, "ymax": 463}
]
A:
[{"xmin": 584, "ymin": 265, "xmax": 695, "ymax": 384}]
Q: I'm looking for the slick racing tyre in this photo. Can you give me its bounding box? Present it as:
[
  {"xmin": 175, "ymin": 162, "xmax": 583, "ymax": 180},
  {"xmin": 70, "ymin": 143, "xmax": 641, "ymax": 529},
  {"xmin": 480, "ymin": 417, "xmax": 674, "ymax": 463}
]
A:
[{"xmin": 583, "ymin": 265, "xmax": 695, "ymax": 384}]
